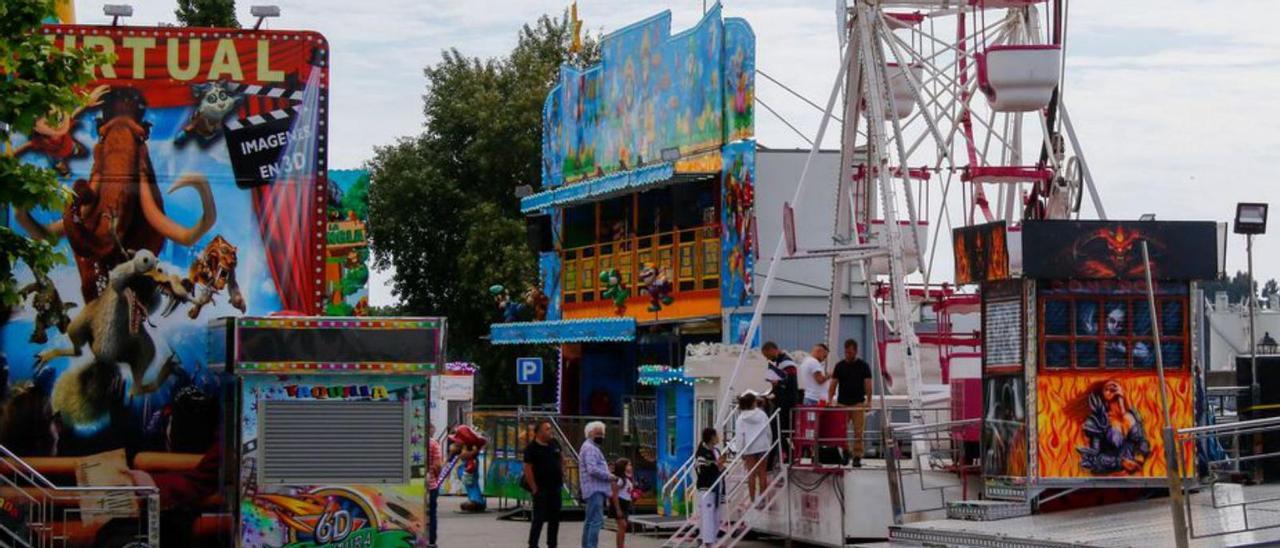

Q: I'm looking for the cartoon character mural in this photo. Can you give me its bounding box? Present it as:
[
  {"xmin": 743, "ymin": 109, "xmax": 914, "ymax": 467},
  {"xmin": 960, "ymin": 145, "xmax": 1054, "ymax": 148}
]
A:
[
  {"xmin": 720, "ymin": 140, "xmax": 756, "ymax": 308},
  {"xmin": 324, "ymin": 170, "xmax": 370, "ymax": 316},
  {"xmin": 12, "ymin": 85, "xmax": 109, "ymax": 176},
  {"xmin": 638, "ymin": 263, "xmax": 674, "ymax": 312},
  {"xmin": 543, "ymin": 6, "xmax": 734, "ymax": 187},
  {"xmin": 3, "ymin": 26, "xmax": 328, "ymax": 546}
]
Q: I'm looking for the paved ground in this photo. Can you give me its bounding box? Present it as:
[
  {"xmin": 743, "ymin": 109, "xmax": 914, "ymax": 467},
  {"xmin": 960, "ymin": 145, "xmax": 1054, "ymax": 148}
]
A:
[{"xmin": 435, "ymin": 496, "xmax": 784, "ymax": 547}]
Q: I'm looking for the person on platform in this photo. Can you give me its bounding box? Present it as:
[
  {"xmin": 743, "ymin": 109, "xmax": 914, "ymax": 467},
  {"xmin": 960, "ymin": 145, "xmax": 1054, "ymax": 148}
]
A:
[
  {"xmin": 828, "ymin": 339, "xmax": 873, "ymax": 467},
  {"xmin": 579, "ymin": 421, "xmax": 613, "ymax": 548},
  {"xmin": 762, "ymin": 341, "xmax": 798, "ymax": 468},
  {"xmin": 696, "ymin": 427, "xmax": 727, "ymax": 547},
  {"xmin": 611, "ymin": 458, "xmax": 636, "ymax": 548},
  {"xmin": 428, "ymin": 424, "xmax": 444, "ymax": 548},
  {"xmin": 732, "ymin": 392, "xmax": 772, "ymax": 505},
  {"xmin": 799, "ymin": 343, "xmax": 831, "ymax": 405},
  {"xmin": 524, "ymin": 420, "xmax": 565, "ymax": 548}
]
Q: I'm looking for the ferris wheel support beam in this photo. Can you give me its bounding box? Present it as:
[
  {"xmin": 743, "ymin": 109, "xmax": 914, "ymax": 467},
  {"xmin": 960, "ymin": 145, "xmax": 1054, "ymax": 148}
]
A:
[
  {"xmin": 854, "ymin": 5, "xmax": 930, "ymax": 461},
  {"xmin": 1059, "ymin": 102, "xmax": 1107, "ymax": 219},
  {"xmin": 824, "ymin": 16, "xmax": 865, "ymax": 358}
]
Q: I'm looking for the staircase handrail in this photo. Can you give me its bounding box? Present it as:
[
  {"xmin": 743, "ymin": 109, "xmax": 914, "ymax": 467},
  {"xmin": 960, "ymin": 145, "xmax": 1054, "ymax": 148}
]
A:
[
  {"xmin": 661, "ymin": 403, "xmax": 739, "ymax": 501},
  {"xmin": 700, "ymin": 408, "xmax": 781, "ymax": 506}
]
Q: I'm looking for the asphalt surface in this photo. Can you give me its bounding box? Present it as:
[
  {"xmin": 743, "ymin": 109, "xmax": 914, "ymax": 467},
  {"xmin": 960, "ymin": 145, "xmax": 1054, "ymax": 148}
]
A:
[{"xmin": 435, "ymin": 496, "xmax": 785, "ymax": 547}]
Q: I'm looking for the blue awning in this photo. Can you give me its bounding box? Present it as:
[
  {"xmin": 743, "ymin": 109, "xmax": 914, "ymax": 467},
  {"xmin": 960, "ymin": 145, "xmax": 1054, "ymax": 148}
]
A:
[
  {"xmin": 520, "ymin": 163, "xmax": 676, "ymax": 214},
  {"xmin": 490, "ymin": 318, "xmax": 636, "ymax": 345}
]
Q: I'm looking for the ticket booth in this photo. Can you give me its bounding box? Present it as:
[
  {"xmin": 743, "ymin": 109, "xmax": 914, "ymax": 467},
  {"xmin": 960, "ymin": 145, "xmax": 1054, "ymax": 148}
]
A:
[
  {"xmin": 959, "ymin": 220, "xmax": 1219, "ymax": 500},
  {"xmin": 217, "ymin": 316, "xmax": 445, "ymax": 547}
]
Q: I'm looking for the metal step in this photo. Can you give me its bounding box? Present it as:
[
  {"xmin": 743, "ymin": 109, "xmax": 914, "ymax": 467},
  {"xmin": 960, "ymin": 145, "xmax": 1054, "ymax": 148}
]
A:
[{"xmin": 945, "ymin": 500, "xmax": 1032, "ymax": 521}]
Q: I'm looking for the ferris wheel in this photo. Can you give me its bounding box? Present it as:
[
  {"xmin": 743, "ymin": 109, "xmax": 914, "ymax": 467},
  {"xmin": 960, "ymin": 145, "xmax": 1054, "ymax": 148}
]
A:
[{"xmin": 816, "ymin": 0, "xmax": 1104, "ymax": 444}]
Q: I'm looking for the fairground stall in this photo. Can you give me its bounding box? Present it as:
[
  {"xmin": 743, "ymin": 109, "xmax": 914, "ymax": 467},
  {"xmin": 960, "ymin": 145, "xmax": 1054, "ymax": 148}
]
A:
[
  {"xmin": 487, "ymin": 3, "xmax": 759, "ymax": 511},
  {"xmin": 973, "ymin": 220, "xmax": 1217, "ymax": 501},
  {"xmin": 217, "ymin": 316, "xmax": 445, "ymax": 547}
]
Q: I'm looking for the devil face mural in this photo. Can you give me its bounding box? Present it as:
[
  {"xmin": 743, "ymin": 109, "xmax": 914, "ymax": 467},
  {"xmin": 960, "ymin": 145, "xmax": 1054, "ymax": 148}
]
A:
[{"xmin": 1021, "ymin": 221, "xmax": 1218, "ymax": 281}]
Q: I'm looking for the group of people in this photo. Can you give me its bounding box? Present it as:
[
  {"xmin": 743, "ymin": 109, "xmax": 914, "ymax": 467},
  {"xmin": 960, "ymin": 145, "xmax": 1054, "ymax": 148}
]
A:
[
  {"xmin": 524, "ymin": 420, "xmax": 639, "ymax": 548},
  {"xmin": 762, "ymin": 338, "xmax": 874, "ymax": 466}
]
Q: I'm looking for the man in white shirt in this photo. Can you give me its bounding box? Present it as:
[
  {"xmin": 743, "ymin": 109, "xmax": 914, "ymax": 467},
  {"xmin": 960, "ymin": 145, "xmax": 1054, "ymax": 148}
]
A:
[{"xmin": 799, "ymin": 343, "xmax": 830, "ymax": 405}]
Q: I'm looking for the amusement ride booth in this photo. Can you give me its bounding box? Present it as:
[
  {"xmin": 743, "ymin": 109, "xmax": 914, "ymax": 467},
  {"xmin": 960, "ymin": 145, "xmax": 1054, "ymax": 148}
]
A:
[
  {"xmin": 965, "ymin": 220, "xmax": 1220, "ymax": 507},
  {"xmin": 214, "ymin": 316, "xmax": 446, "ymax": 547}
]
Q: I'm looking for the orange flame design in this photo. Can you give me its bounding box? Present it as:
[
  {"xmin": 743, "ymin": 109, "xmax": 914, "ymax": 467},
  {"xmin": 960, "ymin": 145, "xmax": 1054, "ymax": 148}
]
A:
[{"xmin": 1037, "ymin": 371, "xmax": 1194, "ymax": 479}]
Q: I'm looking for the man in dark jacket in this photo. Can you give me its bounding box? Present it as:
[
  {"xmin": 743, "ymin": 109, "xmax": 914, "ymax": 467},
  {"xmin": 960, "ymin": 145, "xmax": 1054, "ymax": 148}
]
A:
[{"xmin": 762, "ymin": 341, "xmax": 798, "ymax": 467}]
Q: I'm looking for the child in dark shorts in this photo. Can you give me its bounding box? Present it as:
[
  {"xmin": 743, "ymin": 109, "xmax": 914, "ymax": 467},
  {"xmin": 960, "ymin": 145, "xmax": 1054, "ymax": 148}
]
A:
[{"xmin": 611, "ymin": 458, "xmax": 637, "ymax": 548}]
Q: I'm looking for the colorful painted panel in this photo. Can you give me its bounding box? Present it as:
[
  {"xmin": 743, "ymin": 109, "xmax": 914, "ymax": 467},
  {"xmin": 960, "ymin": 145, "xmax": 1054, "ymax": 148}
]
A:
[
  {"xmin": 324, "ymin": 170, "xmax": 370, "ymax": 316},
  {"xmin": 721, "ymin": 140, "xmax": 756, "ymax": 307},
  {"xmin": 1, "ymin": 26, "xmax": 327, "ymax": 544},
  {"xmin": 954, "ymin": 221, "xmax": 1010, "ymax": 285},
  {"xmin": 541, "ymin": 5, "xmax": 754, "ymax": 188},
  {"xmin": 723, "ymin": 18, "xmax": 755, "ymax": 142},
  {"xmin": 983, "ymin": 375, "xmax": 1029, "ymax": 480},
  {"xmin": 239, "ymin": 375, "xmax": 427, "ymax": 547},
  {"xmin": 1021, "ymin": 220, "xmax": 1218, "ymax": 280},
  {"xmin": 539, "ymin": 251, "xmax": 563, "ymax": 321},
  {"xmin": 1037, "ymin": 371, "xmax": 1193, "ymax": 479}
]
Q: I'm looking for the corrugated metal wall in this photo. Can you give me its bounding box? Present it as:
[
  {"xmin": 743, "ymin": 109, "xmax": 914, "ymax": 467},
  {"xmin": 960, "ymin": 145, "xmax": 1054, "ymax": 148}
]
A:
[{"xmin": 760, "ymin": 314, "xmax": 866, "ymax": 353}]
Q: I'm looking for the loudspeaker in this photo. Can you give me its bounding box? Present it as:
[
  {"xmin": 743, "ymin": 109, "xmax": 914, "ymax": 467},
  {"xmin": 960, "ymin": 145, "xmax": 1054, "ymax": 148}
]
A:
[{"xmin": 525, "ymin": 215, "xmax": 553, "ymax": 253}]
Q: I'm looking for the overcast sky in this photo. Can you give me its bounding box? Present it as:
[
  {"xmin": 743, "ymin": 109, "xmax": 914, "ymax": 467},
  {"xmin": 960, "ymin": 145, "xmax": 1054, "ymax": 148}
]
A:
[{"xmin": 75, "ymin": 1, "xmax": 1280, "ymax": 306}]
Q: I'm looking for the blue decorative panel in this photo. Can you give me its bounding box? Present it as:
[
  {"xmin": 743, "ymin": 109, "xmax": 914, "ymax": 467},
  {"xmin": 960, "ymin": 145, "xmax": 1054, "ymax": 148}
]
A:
[{"xmin": 489, "ymin": 318, "xmax": 636, "ymax": 345}]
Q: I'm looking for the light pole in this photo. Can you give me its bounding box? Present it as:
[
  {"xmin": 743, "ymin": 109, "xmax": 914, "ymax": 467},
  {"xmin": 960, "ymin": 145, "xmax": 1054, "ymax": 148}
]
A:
[{"xmin": 1234, "ymin": 203, "xmax": 1268, "ymax": 408}]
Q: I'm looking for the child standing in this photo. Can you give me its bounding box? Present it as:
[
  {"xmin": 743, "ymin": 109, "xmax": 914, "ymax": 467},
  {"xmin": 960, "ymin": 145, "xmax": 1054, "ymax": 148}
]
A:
[
  {"xmin": 695, "ymin": 428, "xmax": 725, "ymax": 547},
  {"xmin": 611, "ymin": 458, "xmax": 636, "ymax": 548}
]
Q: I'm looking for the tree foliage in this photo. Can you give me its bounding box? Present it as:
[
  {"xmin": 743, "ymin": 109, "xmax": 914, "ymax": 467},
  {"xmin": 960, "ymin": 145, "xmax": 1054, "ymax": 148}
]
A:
[
  {"xmin": 175, "ymin": 0, "xmax": 240, "ymax": 28},
  {"xmin": 0, "ymin": 0, "xmax": 108, "ymax": 306},
  {"xmin": 1203, "ymin": 271, "xmax": 1259, "ymax": 306},
  {"xmin": 367, "ymin": 13, "xmax": 598, "ymax": 403}
]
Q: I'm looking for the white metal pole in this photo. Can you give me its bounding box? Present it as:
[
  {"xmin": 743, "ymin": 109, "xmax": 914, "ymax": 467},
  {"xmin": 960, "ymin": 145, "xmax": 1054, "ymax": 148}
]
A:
[{"xmin": 1142, "ymin": 241, "xmax": 1190, "ymax": 548}]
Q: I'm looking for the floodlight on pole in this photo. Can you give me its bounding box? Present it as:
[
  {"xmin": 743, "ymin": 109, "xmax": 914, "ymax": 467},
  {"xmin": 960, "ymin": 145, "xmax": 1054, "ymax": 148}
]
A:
[
  {"xmin": 1235, "ymin": 201, "xmax": 1268, "ymax": 482},
  {"xmin": 251, "ymin": 5, "xmax": 281, "ymax": 30},
  {"xmin": 103, "ymin": 4, "xmax": 133, "ymax": 26}
]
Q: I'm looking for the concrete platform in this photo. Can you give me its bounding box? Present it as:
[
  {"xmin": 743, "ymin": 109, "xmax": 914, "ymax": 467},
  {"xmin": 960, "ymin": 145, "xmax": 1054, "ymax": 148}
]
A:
[{"xmin": 890, "ymin": 484, "xmax": 1280, "ymax": 547}]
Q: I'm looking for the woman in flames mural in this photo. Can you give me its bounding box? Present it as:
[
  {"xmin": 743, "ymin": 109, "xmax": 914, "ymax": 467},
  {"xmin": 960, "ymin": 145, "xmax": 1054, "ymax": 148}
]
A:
[{"xmin": 1073, "ymin": 379, "xmax": 1152, "ymax": 475}]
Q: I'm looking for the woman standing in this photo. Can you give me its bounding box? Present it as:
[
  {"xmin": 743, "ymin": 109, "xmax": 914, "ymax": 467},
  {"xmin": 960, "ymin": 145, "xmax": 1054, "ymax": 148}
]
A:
[
  {"xmin": 732, "ymin": 392, "xmax": 772, "ymax": 506},
  {"xmin": 695, "ymin": 428, "xmax": 726, "ymax": 547}
]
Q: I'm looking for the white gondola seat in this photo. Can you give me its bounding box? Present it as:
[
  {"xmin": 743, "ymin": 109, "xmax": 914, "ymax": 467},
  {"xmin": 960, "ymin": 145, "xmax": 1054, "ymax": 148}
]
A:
[
  {"xmin": 976, "ymin": 44, "xmax": 1062, "ymax": 112},
  {"xmin": 886, "ymin": 63, "xmax": 923, "ymax": 119}
]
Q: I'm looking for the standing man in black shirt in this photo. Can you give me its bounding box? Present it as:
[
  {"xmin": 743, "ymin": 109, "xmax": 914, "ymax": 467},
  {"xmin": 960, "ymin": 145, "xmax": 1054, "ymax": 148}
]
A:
[
  {"xmin": 828, "ymin": 339, "xmax": 873, "ymax": 467},
  {"xmin": 524, "ymin": 420, "xmax": 565, "ymax": 548}
]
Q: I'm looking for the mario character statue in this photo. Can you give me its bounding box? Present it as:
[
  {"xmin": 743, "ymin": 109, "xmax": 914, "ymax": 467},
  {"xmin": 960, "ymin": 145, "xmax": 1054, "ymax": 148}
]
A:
[
  {"xmin": 638, "ymin": 263, "xmax": 674, "ymax": 312},
  {"xmin": 490, "ymin": 284, "xmax": 524, "ymax": 323},
  {"xmin": 449, "ymin": 424, "xmax": 489, "ymax": 512},
  {"xmin": 599, "ymin": 268, "xmax": 628, "ymax": 315}
]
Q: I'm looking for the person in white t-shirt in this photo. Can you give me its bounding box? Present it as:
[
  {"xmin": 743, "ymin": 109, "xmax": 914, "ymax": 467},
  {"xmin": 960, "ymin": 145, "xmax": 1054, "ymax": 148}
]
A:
[{"xmin": 799, "ymin": 343, "xmax": 830, "ymax": 405}]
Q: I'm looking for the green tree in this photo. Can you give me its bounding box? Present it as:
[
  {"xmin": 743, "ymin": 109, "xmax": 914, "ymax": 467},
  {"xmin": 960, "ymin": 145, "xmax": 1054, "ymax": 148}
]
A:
[
  {"xmin": 0, "ymin": 0, "xmax": 108, "ymax": 306},
  {"xmin": 1263, "ymin": 278, "xmax": 1279, "ymax": 308},
  {"xmin": 367, "ymin": 12, "xmax": 597, "ymax": 404},
  {"xmin": 1203, "ymin": 270, "xmax": 1257, "ymax": 305},
  {"xmin": 175, "ymin": 0, "xmax": 240, "ymax": 28}
]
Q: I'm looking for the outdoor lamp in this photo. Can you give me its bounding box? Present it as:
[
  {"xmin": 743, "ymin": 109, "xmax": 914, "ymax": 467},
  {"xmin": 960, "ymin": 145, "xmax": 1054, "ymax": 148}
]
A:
[
  {"xmin": 1261, "ymin": 332, "xmax": 1279, "ymax": 355},
  {"xmin": 251, "ymin": 5, "xmax": 281, "ymax": 29},
  {"xmin": 104, "ymin": 4, "xmax": 132, "ymax": 25},
  {"xmin": 1234, "ymin": 203, "xmax": 1268, "ymax": 235}
]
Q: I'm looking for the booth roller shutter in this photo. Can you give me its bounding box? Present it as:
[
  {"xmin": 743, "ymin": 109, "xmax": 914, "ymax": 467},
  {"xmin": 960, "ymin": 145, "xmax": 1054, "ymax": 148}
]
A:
[{"xmin": 261, "ymin": 400, "xmax": 410, "ymax": 484}]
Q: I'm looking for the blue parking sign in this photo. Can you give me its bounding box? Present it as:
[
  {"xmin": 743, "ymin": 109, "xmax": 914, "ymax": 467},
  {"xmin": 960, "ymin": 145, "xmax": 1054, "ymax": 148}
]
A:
[{"xmin": 517, "ymin": 357, "xmax": 543, "ymax": 385}]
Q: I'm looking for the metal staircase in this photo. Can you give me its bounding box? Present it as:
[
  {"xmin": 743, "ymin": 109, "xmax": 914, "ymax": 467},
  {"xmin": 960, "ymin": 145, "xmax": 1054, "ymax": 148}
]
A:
[
  {"xmin": 0, "ymin": 444, "xmax": 160, "ymax": 547},
  {"xmin": 663, "ymin": 410, "xmax": 781, "ymax": 547}
]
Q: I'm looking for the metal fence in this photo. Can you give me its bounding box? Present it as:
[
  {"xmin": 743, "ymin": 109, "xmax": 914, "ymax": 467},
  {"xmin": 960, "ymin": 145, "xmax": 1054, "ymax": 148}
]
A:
[{"xmin": 0, "ymin": 445, "xmax": 160, "ymax": 547}]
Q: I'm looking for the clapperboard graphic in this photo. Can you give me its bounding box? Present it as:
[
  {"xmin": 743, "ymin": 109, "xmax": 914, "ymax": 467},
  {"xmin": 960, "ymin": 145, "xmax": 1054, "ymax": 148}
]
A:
[{"xmin": 223, "ymin": 82, "xmax": 309, "ymax": 189}]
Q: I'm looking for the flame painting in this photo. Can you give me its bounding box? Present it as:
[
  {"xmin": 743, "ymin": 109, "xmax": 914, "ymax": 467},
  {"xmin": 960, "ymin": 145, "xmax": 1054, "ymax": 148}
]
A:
[{"xmin": 1037, "ymin": 372, "xmax": 1193, "ymax": 479}]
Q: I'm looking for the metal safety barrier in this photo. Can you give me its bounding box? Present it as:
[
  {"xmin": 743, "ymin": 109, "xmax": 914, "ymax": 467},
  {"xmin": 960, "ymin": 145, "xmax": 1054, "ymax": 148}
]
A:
[{"xmin": 0, "ymin": 444, "xmax": 160, "ymax": 547}]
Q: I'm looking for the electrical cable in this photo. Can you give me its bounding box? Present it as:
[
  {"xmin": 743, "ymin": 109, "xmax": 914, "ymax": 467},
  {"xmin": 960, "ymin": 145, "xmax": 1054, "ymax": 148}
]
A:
[
  {"xmin": 756, "ymin": 97, "xmax": 815, "ymax": 147},
  {"xmin": 758, "ymin": 69, "xmax": 843, "ymax": 124}
]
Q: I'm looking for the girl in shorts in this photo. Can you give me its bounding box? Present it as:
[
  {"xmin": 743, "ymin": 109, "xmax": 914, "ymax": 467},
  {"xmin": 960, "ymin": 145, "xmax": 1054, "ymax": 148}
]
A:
[{"xmin": 611, "ymin": 458, "xmax": 636, "ymax": 548}]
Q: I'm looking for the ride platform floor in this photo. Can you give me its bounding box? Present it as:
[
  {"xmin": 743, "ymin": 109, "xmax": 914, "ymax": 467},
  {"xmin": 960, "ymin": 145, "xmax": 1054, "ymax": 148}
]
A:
[{"xmin": 889, "ymin": 483, "xmax": 1280, "ymax": 547}]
